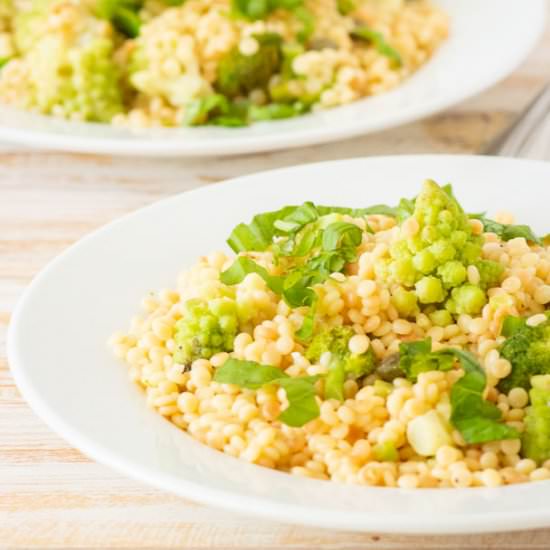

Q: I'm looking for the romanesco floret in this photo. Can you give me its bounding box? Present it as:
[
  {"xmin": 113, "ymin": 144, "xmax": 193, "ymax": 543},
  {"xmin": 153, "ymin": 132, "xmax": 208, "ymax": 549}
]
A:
[
  {"xmin": 522, "ymin": 375, "xmax": 550, "ymax": 464},
  {"xmin": 386, "ymin": 180, "xmax": 496, "ymax": 316},
  {"xmin": 173, "ymin": 298, "xmax": 239, "ymax": 367},
  {"xmin": 305, "ymin": 326, "xmax": 377, "ymax": 400},
  {"xmin": 215, "ymin": 33, "xmax": 282, "ymax": 98},
  {"xmin": 1, "ymin": 0, "xmax": 122, "ymax": 122},
  {"xmin": 475, "ymin": 259, "xmax": 504, "ymax": 289},
  {"xmin": 498, "ymin": 314, "xmax": 550, "ymax": 393}
]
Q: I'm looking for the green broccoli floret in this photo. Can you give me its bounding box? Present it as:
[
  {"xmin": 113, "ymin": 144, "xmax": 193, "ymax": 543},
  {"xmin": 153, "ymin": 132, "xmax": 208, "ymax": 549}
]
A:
[
  {"xmin": 2, "ymin": 0, "xmax": 123, "ymax": 122},
  {"xmin": 498, "ymin": 315, "xmax": 550, "ymax": 393},
  {"xmin": 386, "ymin": 180, "xmax": 487, "ymax": 314},
  {"xmin": 305, "ymin": 326, "xmax": 377, "ymax": 400},
  {"xmin": 522, "ymin": 375, "xmax": 550, "ymax": 464},
  {"xmin": 215, "ymin": 33, "xmax": 282, "ymax": 98},
  {"xmin": 173, "ymin": 298, "xmax": 239, "ymax": 367}
]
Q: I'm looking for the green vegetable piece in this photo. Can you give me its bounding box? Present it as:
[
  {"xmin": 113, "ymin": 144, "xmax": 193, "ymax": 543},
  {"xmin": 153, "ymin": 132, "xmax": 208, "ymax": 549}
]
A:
[
  {"xmin": 9, "ymin": 0, "xmax": 123, "ymax": 121},
  {"xmin": 173, "ymin": 298, "xmax": 239, "ymax": 366},
  {"xmin": 450, "ymin": 284, "xmax": 486, "ymax": 315},
  {"xmin": 398, "ymin": 338, "xmax": 454, "ymax": 382},
  {"xmin": 337, "ymin": 0, "xmax": 355, "ymax": 14},
  {"xmin": 215, "ymin": 33, "xmax": 282, "ymax": 98},
  {"xmin": 373, "ymin": 379, "xmax": 393, "ymax": 397},
  {"xmin": 183, "ymin": 94, "xmax": 231, "ymax": 126},
  {"xmin": 293, "ymin": 5, "xmax": 315, "ymax": 44},
  {"xmin": 475, "ymin": 259, "xmax": 504, "ymax": 290},
  {"xmin": 375, "ymin": 353, "xmax": 403, "ymax": 382},
  {"xmin": 447, "ymin": 349, "xmax": 519, "ymax": 444},
  {"xmin": 214, "ymin": 358, "xmax": 285, "ymax": 389},
  {"xmin": 472, "ymin": 215, "xmax": 542, "ymax": 246},
  {"xmin": 522, "ymin": 374, "xmax": 550, "ymax": 464},
  {"xmin": 437, "ymin": 261, "xmax": 466, "ymax": 289},
  {"xmin": 372, "ymin": 440, "xmax": 399, "ymax": 462},
  {"xmin": 498, "ymin": 314, "xmax": 550, "ymax": 393},
  {"xmin": 96, "ymin": 0, "xmax": 143, "ymax": 37},
  {"xmin": 231, "ymin": 0, "xmax": 303, "ymax": 20},
  {"xmin": 220, "ymin": 256, "xmax": 284, "ymax": 295},
  {"xmin": 321, "ymin": 221, "xmax": 362, "ymax": 252},
  {"xmin": 213, "ymin": 358, "xmax": 319, "ymax": 427},
  {"xmin": 429, "ymin": 309, "xmax": 453, "ymax": 327},
  {"xmin": 277, "ymin": 376, "xmax": 320, "ymax": 427},
  {"xmin": 351, "ymin": 26, "xmax": 402, "ymax": 67},
  {"xmin": 248, "ymin": 101, "xmax": 308, "ymax": 121},
  {"xmin": 385, "ymin": 180, "xmax": 487, "ymax": 314},
  {"xmin": 415, "ymin": 276, "xmax": 445, "ymax": 304},
  {"xmin": 306, "ymin": 326, "xmax": 378, "ymax": 400},
  {"xmin": 501, "ymin": 314, "xmax": 527, "ymax": 337},
  {"xmin": 391, "ymin": 286, "xmax": 418, "ymax": 318},
  {"xmin": 324, "ymin": 361, "xmax": 346, "ymax": 401}
]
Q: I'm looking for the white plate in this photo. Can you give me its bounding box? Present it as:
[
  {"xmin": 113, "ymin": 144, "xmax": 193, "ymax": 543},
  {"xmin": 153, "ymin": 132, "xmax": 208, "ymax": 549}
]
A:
[
  {"xmin": 8, "ymin": 155, "xmax": 550, "ymax": 534},
  {"xmin": 0, "ymin": 0, "xmax": 545, "ymax": 157}
]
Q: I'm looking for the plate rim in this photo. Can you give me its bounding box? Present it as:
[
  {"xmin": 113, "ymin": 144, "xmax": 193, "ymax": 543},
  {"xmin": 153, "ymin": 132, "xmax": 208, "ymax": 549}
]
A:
[
  {"xmin": 8, "ymin": 154, "xmax": 550, "ymax": 534},
  {"xmin": 0, "ymin": 0, "xmax": 546, "ymax": 157}
]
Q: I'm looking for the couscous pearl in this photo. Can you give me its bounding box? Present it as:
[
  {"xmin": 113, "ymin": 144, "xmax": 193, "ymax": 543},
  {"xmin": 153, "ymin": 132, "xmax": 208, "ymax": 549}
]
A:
[
  {"xmin": 480, "ymin": 469, "xmax": 503, "ymax": 487},
  {"xmin": 398, "ymin": 474, "xmax": 419, "ymax": 489},
  {"xmin": 508, "ymin": 387, "xmax": 529, "ymax": 409},
  {"xmin": 348, "ymin": 334, "xmax": 369, "ymax": 354},
  {"xmin": 500, "ymin": 439, "xmax": 522, "ymax": 456}
]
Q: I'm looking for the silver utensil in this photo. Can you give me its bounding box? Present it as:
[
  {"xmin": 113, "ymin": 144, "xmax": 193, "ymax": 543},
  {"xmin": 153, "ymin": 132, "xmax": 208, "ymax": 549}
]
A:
[{"xmin": 484, "ymin": 82, "xmax": 550, "ymax": 159}]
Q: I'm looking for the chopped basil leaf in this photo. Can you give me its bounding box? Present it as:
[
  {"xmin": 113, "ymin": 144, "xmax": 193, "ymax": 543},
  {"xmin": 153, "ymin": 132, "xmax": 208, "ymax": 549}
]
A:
[
  {"xmin": 321, "ymin": 221, "xmax": 362, "ymax": 252},
  {"xmin": 220, "ymin": 256, "xmax": 284, "ymax": 294},
  {"xmin": 277, "ymin": 376, "xmax": 320, "ymax": 426},
  {"xmin": 446, "ymin": 348, "xmax": 520, "ymax": 444},
  {"xmin": 214, "ymin": 358, "xmax": 285, "ymax": 389},
  {"xmin": 213, "ymin": 358, "xmax": 319, "ymax": 426},
  {"xmin": 471, "ymin": 215, "xmax": 542, "ymax": 245}
]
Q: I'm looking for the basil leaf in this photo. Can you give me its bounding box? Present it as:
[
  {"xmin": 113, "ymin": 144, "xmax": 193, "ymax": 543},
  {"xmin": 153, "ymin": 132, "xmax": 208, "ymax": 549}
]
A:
[
  {"xmin": 227, "ymin": 205, "xmax": 300, "ymax": 252},
  {"xmin": 277, "ymin": 376, "xmax": 320, "ymax": 427},
  {"xmin": 351, "ymin": 26, "xmax": 402, "ymax": 67},
  {"xmin": 322, "ymin": 222, "xmax": 362, "ymax": 252},
  {"xmin": 213, "ymin": 358, "xmax": 319, "ymax": 427},
  {"xmin": 274, "ymin": 202, "xmax": 319, "ymax": 233},
  {"xmin": 295, "ymin": 298, "xmax": 317, "ymax": 340},
  {"xmin": 220, "ymin": 256, "xmax": 283, "ymax": 294},
  {"xmin": 447, "ymin": 348, "xmax": 519, "ymax": 444},
  {"xmin": 290, "ymin": 224, "xmax": 319, "ymax": 257},
  {"xmin": 214, "ymin": 358, "xmax": 287, "ymax": 389},
  {"xmin": 472, "ymin": 215, "xmax": 542, "ymax": 245}
]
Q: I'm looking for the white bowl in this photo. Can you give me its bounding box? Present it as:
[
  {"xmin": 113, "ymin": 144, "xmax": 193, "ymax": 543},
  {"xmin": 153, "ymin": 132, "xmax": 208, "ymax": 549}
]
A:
[
  {"xmin": 0, "ymin": 0, "xmax": 545, "ymax": 156},
  {"xmin": 8, "ymin": 155, "xmax": 550, "ymax": 534}
]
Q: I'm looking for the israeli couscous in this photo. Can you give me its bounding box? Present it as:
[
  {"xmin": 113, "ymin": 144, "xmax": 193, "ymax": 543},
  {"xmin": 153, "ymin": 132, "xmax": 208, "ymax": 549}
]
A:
[
  {"xmin": 0, "ymin": 0, "xmax": 448, "ymax": 127},
  {"xmin": 110, "ymin": 180, "xmax": 550, "ymax": 488}
]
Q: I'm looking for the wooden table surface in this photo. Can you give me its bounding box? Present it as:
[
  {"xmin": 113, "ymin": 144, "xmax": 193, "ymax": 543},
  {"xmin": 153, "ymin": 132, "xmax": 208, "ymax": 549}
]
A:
[{"xmin": 3, "ymin": 16, "xmax": 550, "ymax": 550}]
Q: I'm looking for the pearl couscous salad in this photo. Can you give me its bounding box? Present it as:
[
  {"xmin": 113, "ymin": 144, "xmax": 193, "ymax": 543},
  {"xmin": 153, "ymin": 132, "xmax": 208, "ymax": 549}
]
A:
[
  {"xmin": 0, "ymin": 0, "xmax": 448, "ymax": 127},
  {"xmin": 110, "ymin": 180, "xmax": 550, "ymax": 489}
]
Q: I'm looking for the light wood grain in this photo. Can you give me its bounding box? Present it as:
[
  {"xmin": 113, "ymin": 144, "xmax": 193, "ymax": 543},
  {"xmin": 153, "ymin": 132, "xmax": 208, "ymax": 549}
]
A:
[{"xmin": 2, "ymin": 14, "xmax": 550, "ymax": 549}]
